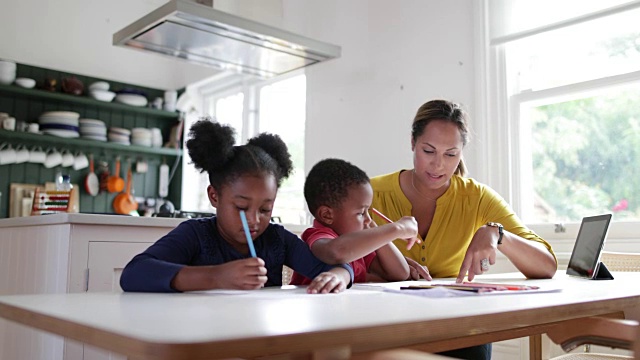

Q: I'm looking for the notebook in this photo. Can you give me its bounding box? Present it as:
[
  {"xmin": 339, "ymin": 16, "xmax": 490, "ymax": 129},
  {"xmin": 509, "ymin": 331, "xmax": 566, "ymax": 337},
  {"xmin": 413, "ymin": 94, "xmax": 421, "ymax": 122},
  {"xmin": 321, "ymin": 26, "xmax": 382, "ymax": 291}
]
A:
[{"xmin": 566, "ymin": 214, "xmax": 613, "ymax": 280}]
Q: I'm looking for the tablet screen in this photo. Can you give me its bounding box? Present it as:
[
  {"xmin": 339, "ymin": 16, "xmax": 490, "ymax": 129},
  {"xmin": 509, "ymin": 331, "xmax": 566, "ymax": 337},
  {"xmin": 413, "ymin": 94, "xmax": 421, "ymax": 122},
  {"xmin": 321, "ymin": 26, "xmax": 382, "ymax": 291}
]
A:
[{"xmin": 566, "ymin": 214, "xmax": 612, "ymax": 279}]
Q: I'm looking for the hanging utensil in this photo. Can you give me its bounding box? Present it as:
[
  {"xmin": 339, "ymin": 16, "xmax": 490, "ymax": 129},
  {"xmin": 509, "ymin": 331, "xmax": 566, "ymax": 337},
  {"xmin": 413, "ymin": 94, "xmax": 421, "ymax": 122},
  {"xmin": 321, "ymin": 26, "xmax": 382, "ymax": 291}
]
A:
[
  {"xmin": 84, "ymin": 154, "xmax": 99, "ymax": 196},
  {"xmin": 113, "ymin": 161, "xmax": 138, "ymax": 215},
  {"xmin": 106, "ymin": 156, "xmax": 124, "ymax": 193}
]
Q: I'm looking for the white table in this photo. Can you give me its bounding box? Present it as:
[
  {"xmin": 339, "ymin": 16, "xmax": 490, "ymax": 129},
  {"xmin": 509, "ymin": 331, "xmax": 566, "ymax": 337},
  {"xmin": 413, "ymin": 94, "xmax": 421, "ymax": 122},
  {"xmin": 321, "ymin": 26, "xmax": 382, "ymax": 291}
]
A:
[{"xmin": 1, "ymin": 273, "xmax": 639, "ymax": 360}]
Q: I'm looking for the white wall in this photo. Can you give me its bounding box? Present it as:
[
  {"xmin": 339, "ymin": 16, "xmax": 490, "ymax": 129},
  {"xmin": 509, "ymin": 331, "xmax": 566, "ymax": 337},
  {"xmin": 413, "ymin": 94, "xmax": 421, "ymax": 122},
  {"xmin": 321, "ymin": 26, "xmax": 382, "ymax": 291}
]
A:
[
  {"xmin": 1, "ymin": 0, "xmax": 479, "ymax": 179},
  {"xmin": 0, "ymin": 0, "xmax": 218, "ymax": 90},
  {"xmin": 281, "ymin": 0, "xmax": 477, "ymax": 178}
]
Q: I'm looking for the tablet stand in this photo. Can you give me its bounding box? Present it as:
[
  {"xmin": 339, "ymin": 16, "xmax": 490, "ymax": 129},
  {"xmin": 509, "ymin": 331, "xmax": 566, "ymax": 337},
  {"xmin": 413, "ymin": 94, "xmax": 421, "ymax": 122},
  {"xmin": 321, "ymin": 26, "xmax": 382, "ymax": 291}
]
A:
[{"xmin": 592, "ymin": 262, "xmax": 614, "ymax": 280}]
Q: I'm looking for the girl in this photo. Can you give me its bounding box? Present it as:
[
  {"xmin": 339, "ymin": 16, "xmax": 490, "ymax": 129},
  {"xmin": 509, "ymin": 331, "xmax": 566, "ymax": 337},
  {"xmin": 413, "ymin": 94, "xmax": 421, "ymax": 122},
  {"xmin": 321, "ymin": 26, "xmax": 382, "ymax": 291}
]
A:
[{"xmin": 120, "ymin": 119, "xmax": 353, "ymax": 293}]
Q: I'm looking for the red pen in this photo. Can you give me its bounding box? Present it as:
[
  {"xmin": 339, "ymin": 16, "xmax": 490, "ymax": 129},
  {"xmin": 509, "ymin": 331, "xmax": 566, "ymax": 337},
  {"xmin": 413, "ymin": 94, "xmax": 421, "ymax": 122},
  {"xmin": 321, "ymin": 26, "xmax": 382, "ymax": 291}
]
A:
[{"xmin": 371, "ymin": 208, "xmax": 393, "ymax": 223}]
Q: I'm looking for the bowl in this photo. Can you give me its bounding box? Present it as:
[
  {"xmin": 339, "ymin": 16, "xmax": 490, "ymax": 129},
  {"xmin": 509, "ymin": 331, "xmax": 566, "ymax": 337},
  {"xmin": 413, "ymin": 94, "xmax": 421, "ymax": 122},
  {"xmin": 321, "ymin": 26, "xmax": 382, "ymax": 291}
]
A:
[
  {"xmin": 14, "ymin": 78, "xmax": 36, "ymax": 89},
  {"xmin": 90, "ymin": 89, "xmax": 116, "ymax": 102},
  {"xmin": 88, "ymin": 81, "xmax": 109, "ymax": 92},
  {"xmin": 0, "ymin": 72, "xmax": 15, "ymax": 85}
]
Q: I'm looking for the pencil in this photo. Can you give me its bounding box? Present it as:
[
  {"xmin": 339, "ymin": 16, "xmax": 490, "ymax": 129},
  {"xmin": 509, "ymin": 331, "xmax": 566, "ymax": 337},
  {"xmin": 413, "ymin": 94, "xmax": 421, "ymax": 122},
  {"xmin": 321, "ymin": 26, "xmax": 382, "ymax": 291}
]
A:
[
  {"xmin": 239, "ymin": 210, "xmax": 257, "ymax": 257},
  {"xmin": 371, "ymin": 208, "xmax": 393, "ymax": 223}
]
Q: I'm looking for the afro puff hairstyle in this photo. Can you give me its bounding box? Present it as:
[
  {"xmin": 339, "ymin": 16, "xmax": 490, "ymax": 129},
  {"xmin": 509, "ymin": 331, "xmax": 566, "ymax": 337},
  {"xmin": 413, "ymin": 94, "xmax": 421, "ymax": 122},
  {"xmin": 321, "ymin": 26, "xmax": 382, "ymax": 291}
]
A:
[
  {"xmin": 186, "ymin": 118, "xmax": 293, "ymax": 190},
  {"xmin": 304, "ymin": 158, "xmax": 370, "ymax": 215}
]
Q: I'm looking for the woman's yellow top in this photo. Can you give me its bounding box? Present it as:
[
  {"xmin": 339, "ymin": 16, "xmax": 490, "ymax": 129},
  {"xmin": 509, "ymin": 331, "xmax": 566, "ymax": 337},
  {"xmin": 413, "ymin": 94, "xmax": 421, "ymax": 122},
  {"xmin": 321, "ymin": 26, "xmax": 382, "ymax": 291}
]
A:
[{"xmin": 370, "ymin": 171, "xmax": 556, "ymax": 278}]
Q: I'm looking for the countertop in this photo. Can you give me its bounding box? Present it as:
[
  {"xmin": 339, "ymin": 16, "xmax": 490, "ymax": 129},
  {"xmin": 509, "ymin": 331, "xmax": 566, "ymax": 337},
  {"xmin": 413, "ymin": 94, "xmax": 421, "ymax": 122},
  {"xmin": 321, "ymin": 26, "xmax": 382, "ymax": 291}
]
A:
[
  {"xmin": 0, "ymin": 213, "xmax": 187, "ymax": 228},
  {"xmin": 0, "ymin": 213, "xmax": 309, "ymax": 233}
]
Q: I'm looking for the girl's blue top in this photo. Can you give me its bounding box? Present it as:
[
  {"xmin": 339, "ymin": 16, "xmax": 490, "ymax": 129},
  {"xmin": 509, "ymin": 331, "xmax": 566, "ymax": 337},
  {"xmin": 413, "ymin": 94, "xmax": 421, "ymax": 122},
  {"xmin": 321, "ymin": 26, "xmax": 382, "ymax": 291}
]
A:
[{"xmin": 120, "ymin": 216, "xmax": 354, "ymax": 292}]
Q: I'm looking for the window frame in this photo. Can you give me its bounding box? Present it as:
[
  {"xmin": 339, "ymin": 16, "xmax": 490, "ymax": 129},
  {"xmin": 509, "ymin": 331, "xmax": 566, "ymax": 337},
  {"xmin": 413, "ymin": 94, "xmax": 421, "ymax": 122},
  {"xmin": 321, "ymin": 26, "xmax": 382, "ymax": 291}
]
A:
[
  {"xmin": 480, "ymin": 0, "xmax": 640, "ymax": 233},
  {"xmin": 181, "ymin": 70, "xmax": 307, "ymax": 219}
]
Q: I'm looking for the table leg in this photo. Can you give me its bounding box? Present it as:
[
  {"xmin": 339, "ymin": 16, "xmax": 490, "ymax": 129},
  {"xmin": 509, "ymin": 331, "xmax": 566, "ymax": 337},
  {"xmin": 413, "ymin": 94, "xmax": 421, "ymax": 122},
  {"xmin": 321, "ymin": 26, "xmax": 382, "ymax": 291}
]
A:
[{"xmin": 529, "ymin": 334, "xmax": 542, "ymax": 360}]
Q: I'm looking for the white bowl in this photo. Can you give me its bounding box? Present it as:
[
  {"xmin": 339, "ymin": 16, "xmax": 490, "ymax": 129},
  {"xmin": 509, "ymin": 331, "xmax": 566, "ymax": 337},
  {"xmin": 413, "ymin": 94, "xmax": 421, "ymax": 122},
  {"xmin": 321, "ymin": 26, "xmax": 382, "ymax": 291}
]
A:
[
  {"xmin": 90, "ymin": 89, "xmax": 116, "ymax": 102},
  {"xmin": 115, "ymin": 94, "xmax": 148, "ymax": 107},
  {"xmin": 14, "ymin": 78, "xmax": 36, "ymax": 89},
  {"xmin": 0, "ymin": 72, "xmax": 15, "ymax": 85},
  {"xmin": 88, "ymin": 81, "xmax": 109, "ymax": 91}
]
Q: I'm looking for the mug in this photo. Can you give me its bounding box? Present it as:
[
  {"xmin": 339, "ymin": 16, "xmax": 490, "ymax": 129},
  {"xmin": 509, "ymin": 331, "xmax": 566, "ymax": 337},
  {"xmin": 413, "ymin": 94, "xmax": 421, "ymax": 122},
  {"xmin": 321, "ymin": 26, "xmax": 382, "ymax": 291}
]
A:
[
  {"xmin": 73, "ymin": 151, "xmax": 89, "ymax": 170},
  {"xmin": 0, "ymin": 143, "xmax": 17, "ymax": 165},
  {"xmin": 44, "ymin": 148, "xmax": 63, "ymax": 168},
  {"xmin": 27, "ymin": 123, "xmax": 39, "ymax": 133},
  {"xmin": 29, "ymin": 146, "xmax": 47, "ymax": 164},
  {"xmin": 2, "ymin": 116, "xmax": 16, "ymax": 131},
  {"xmin": 14, "ymin": 144, "xmax": 30, "ymax": 164},
  {"xmin": 61, "ymin": 149, "xmax": 75, "ymax": 167}
]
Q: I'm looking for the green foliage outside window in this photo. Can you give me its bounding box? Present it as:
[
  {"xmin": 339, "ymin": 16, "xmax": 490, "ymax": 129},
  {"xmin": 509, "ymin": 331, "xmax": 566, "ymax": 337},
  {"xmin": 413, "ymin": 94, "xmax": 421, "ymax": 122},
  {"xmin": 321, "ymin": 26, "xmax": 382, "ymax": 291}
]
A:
[{"xmin": 532, "ymin": 89, "xmax": 640, "ymax": 221}]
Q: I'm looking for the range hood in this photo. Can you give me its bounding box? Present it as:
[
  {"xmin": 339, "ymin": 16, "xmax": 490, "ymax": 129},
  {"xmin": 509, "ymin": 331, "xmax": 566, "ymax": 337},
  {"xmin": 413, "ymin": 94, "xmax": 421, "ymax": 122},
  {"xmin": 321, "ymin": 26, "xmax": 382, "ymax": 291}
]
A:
[{"xmin": 113, "ymin": 0, "xmax": 341, "ymax": 78}]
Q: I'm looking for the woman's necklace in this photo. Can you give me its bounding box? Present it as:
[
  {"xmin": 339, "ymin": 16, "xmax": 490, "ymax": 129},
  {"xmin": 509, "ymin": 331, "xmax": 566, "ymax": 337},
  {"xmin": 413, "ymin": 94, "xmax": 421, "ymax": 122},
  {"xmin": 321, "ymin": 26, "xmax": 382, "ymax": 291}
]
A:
[{"xmin": 411, "ymin": 170, "xmax": 438, "ymax": 202}]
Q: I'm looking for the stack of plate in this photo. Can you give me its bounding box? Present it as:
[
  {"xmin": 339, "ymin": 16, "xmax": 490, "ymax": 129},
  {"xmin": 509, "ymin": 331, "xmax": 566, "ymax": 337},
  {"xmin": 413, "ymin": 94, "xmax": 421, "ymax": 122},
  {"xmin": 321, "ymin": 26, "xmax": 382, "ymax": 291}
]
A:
[
  {"xmin": 79, "ymin": 119, "xmax": 107, "ymax": 141},
  {"xmin": 115, "ymin": 94, "xmax": 147, "ymax": 107},
  {"xmin": 131, "ymin": 128, "xmax": 152, "ymax": 147},
  {"xmin": 39, "ymin": 111, "xmax": 80, "ymax": 138},
  {"xmin": 108, "ymin": 127, "xmax": 131, "ymax": 145}
]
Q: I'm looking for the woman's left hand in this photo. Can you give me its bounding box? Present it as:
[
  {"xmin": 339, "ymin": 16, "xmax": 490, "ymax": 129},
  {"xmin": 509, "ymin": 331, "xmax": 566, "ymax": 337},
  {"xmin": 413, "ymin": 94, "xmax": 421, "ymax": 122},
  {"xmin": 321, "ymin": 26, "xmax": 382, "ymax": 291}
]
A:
[
  {"xmin": 456, "ymin": 225, "xmax": 499, "ymax": 283},
  {"xmin": 307, "ymin": 269, "xmax": 348, "ymax": 294}
]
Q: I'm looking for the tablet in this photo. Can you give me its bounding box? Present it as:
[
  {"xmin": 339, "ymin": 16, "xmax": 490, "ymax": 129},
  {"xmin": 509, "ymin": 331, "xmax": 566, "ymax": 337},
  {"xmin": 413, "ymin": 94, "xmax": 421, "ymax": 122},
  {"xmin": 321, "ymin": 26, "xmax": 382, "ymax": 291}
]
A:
[{"xmin": 566, "ymin": 214, "xmax": 612, "ymax": 279}]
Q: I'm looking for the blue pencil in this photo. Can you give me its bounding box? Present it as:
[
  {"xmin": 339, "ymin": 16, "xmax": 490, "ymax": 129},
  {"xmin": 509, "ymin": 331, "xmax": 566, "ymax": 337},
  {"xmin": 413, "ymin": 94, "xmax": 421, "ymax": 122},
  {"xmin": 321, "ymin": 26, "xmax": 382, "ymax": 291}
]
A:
[{"xmin": 239, "ymin": 210, "xmax": 257, "ymax": 257}]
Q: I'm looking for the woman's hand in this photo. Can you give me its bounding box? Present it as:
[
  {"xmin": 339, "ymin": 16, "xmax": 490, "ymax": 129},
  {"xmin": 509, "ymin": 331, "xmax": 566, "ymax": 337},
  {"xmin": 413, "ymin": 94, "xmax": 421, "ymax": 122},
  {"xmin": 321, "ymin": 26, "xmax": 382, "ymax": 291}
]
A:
[
  {"xmin": 307, "ymin": 268, "xmax": 349, "ymax": 294},
  {"xmin": 456, "ymin": 225, "xmax": 498, "ymax": 283},
  {"xmin": 406, "ymin": 256, "xmax": 432, "ymax": 280},
  {"xmin": 395, "ymin": 216, "xmax": 421, "ymax": 250}
]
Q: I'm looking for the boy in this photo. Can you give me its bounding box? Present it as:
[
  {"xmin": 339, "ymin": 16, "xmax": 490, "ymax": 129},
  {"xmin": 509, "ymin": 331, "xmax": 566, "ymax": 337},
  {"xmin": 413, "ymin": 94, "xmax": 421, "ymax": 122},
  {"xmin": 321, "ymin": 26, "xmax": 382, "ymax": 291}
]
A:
[{"xmin": 290, "ymin": 158, "xmax": 419, "ymax": 284}]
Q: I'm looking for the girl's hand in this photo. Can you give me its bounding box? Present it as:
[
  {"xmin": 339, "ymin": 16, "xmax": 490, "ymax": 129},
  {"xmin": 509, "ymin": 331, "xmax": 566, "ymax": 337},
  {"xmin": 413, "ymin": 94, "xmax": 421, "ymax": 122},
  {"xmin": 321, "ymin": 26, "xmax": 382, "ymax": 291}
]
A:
[
  {"xmin": 216, "ymin": 257, "xmax": 268, "ymax": 290},
  {"xmin": 395, "ymin": 216, "xmax": 420, "ymax": 249},
  {"xmin": 307, "ymin": 268, "xmax": 349, "ymax": 294},
  {"xmin": 456, "ymin": 225, "xmax": 498, "ymax": 283},
  {"xmin": 406, "ymin": 256, "xmax": 432, "ymax": 280}
]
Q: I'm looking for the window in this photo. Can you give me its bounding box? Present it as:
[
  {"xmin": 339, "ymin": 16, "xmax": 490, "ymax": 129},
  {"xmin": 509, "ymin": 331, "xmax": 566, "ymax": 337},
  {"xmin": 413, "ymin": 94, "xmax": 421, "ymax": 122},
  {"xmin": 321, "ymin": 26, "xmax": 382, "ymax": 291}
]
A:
[
  {"xmin": 181, "ymin": 74, "xmax": 307, "ymax": 224},
  {"xmin": 485, "ymin": 1, "xmax": 640, "ymax": 223},
  {"xmin": 258, "ymin": 76, "xmax": 307, "ymax": 224}
]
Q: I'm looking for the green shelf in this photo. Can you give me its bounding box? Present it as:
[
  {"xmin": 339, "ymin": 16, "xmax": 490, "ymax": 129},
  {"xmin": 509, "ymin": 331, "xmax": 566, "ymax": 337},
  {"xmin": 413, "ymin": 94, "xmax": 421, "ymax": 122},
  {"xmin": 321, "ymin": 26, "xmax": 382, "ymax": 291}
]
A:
[
  {"xmin": 0, "ymin": 129, "xmax": 182, "ymax": 157},
  {"xmin": 0, "ymin": 84, "xmax": 179, "ymax": 119}
]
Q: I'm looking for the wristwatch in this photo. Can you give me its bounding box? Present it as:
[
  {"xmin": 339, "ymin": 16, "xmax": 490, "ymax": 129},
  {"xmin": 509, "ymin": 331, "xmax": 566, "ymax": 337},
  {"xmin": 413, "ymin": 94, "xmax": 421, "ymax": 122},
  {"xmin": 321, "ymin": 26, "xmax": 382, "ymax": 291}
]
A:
[{"xmin": 486, "ymin": 222, "xmax": 504, "ymax": 245}]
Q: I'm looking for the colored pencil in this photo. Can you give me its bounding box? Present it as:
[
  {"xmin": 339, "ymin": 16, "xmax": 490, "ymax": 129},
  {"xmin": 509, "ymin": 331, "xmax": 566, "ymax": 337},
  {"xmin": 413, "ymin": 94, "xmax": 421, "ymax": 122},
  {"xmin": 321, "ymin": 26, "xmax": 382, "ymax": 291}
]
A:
[
  {"xmin": 371, "ymin": 208, "xmax": 393, "ymax": 223},
  {"xmin": 239, "ymin": 210, "xmax": 257, "ymax": 257}
]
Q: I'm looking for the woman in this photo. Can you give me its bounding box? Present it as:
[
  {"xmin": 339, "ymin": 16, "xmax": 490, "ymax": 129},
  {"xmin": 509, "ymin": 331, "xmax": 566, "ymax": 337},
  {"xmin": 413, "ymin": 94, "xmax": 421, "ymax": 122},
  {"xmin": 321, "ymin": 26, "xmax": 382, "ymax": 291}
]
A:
[{"xmin": 370, "ymin": 99, "xmax": 557, "ymax": 359}]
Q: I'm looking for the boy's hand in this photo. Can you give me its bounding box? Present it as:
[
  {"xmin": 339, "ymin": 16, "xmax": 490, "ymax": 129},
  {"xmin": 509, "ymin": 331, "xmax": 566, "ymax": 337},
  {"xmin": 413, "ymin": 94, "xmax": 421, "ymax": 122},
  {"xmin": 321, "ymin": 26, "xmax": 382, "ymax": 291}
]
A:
[
  {"xmin": 395, "ymin": 216, "xmax": 420, "ymax": 249},
  {"xmin": 406, "ymin": 256, "xmax": 432, "ymax": 280},
  {"xmin": 307, "ymin": 268, "xmax": 349, "ymax": 294}
]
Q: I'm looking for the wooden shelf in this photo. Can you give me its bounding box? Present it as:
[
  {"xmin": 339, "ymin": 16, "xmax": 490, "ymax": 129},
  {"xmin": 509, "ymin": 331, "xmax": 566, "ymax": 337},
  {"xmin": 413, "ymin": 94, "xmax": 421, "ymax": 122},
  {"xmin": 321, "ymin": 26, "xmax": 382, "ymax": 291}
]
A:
[
  {"xmin": 0, "ymin": 84, "xmax": 179, "ymax": 119},
  {"xmin": 0, "ymin": 129, "xmax": 182, "ymax": 157}
]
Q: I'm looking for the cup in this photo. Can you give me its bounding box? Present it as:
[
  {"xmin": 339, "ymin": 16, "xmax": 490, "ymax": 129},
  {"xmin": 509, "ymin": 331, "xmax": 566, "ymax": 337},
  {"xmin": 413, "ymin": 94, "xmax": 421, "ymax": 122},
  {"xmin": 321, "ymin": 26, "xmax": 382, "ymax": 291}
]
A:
[
  {"xmin": 152, "ymin": 97, "xmax": 163, "ymax": 109},
  {"xmin": 2, "ymin": 116, "xmax": 16, "ymax": 131},
  {"xmin": 14, "ymin": 144, "xmax": 30, "ymax": 164},
  {"xmin": 0, "ymin": 143, "xmax": 17, "ymax": 165},
  {"xmin": 44, "ymin": 148, "xmax": 63, "ymax": 168},
  {"xmin": 15, "ymin": 120, "xmax": 28, "ymax": 132},
  {"xmin": 61, "ymin": 149, "xmax": 75, "ymax": 167},
  {"xmin": 73, "ymin": 151, "xmax": 89, "ymax": 170},
  {"xmin": 27, "ymin": 123, "xmax": 39, "ymax": 133},
  {"xmin": 164, "ymin": 90, "xmax": 177, "ymax": 112},
  {"xmin": 29, "ymin": 146, "xmax": 47, "ymax": 164}
]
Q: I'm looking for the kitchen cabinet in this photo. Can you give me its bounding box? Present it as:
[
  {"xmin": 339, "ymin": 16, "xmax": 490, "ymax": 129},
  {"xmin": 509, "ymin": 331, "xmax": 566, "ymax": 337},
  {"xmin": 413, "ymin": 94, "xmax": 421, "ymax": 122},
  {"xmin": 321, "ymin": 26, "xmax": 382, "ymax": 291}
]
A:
[
  {"xmin": 0, "ymin": 213, "xmax": 186, "ymax": 360},
  {"xmin": 0, "ymin": 64, "xmax": 184, "ymax": 218}
]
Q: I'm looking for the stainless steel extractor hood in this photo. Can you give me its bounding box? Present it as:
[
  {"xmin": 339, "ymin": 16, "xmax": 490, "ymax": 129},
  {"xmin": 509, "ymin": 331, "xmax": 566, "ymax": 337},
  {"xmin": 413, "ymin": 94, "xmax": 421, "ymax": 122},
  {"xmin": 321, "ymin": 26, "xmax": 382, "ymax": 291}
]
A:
[{"xmin": 113, "ymin": 0, "xmax": 341, "ymax": 78}]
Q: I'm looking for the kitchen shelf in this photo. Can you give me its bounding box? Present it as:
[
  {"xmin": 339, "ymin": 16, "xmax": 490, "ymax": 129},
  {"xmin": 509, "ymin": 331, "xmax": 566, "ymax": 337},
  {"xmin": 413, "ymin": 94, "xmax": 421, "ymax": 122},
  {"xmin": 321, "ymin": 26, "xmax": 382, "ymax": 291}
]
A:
[
  {"xmin": 0, "ymin": 129, "xmax": 182, "ymax": 157},
  {"xmin": 0, "ymin": 84, "xmax": 179, "ymax": 119}
]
